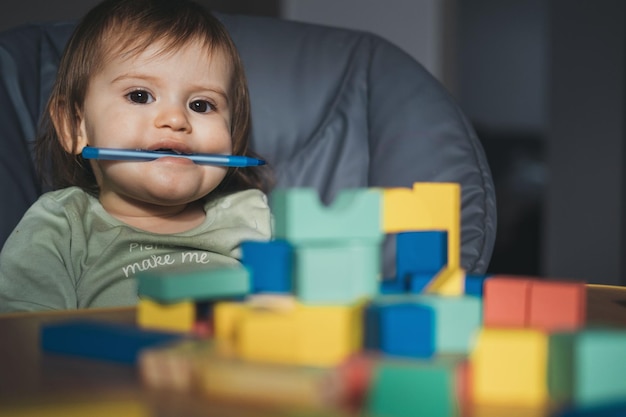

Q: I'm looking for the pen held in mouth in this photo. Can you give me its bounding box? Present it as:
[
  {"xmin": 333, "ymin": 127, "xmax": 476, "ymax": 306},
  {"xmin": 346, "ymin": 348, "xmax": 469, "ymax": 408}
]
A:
[{"xmin": 81, "ymin": 146, "xmax": 266, "ymax": 167}]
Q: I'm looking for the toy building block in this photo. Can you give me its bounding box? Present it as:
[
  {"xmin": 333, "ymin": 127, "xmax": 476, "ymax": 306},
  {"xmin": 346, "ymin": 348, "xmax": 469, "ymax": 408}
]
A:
[
  {"xmin": 335, "ymin": 354, "xmax": 378, "ymax": 410},
  {"xmin": 366, "ymin": 294, "xmax": 481, "ymax": 357},
  {"xmin": 237, "ymin": 308, "xmax": 300, "ymax": 364},
  {"xmin": 271, "ymin": 188, "xmax": 383, "ymax": 244},
  {"xmin": 482, "ymin": 276, "xmax": 533, "ymax": 327},
  {"xmin": 137, "ymin": 265, "xmax": 250, "ymax": 303},
  {"xmin": 415, "ymin": 295, "xmax": 482, "ymax": 354},
  {"xmin": 297, "ymin": 303, "xmax": 364, "ymax": 367},
  {"xmin": 197, "ymin": 356, "xmax": 349, "ymax": 410},
  {"xmin": 141, "ymin": 339, "xmax": 366, "ymax": 410},
  {"xmin": 364, "ymin": 300, "xmax": 436, "ymax": 359},
  {"xmin": 41, "ymin": 320, "xmax": 183, "ymax": 364},
  {"xmin": 467, "ymin": 403, "xmax": 548, "ymax": 417},
  {"xmin": 380, "ymin": 276, "xmax": 408, "ymax": 294},
  {"xmin": 213, "ymin": 300, "xmax": 250, "ymax": 341},
  {"xmin": 408, "ymin": 273, "xmax": 434, "ymax": 293},
  {"xmin": 396, "ymin": 230, "xmax": 448, "ymax": 279},
  {"xmin": 241, "ymin": 239, "xmax": 293, "ymax": 293},
  {"xmin": 528, "ymin": 280, "xmax": 586, "ymax": 331},
  {"xmin": 549, "ymin": 329, "xmax": 626, "ymax": 407},
  {"xmin": 382, "ymin": 182, "xmax": 460, "ymax": 269},
  {"xmin": 215, "ymin": 300, "xmax": 364, "ymax": 367},
  {"xmin": 465, "ymin": 274, "xmax": 491, "ymax": 297},
  {"xmin": 246, "ymin": 293, "xmax": 298, "ymax": 311},
  {"xmin": 470, "ymin": 328, "xmax": 549, "ymax": 406},
  {"xmin": 456, "ymin": 360, "xmax": 472, "ymax": 417},
  {"xmin": 424, "ymin": 266, "xmax": 466, "ymax": 296},
  {"xmin": 366, "ymin": 357, "xmax": 463, "ymax": 417},
  {"xmin": 556, "ymin": 402, "xmax": 626, "ymax": 417},
  {"xmin": 139, "ymin": 339, "xmax": 216, "ymax": 392},
  {"xmin": 294, "ymin": 241, "xmax": 380, "ymax": 304},
  {"xmin": 215, "ymin": 298, "xmax": 300, "ymax": 364},
  {"xmin": 137, "ymin": 298, "xmax": 195, "ymax": 333}
]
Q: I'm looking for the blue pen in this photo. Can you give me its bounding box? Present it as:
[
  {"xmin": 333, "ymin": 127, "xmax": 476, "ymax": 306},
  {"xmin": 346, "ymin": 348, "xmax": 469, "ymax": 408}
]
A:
[{"xmin": 81, "ymin": 146, "xmax": 265, "ymax": 167}]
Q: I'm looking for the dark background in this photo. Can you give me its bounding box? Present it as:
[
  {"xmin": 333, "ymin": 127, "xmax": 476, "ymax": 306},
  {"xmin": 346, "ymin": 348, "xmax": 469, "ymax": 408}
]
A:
[{"xmin": 2, "ymin": 0, "xmax": 624, "ymax": 284}]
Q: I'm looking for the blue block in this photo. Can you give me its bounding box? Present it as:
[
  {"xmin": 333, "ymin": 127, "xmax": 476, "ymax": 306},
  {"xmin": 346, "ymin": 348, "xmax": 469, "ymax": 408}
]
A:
[
  {"xmin": 365, "ymin": 302, "xmax": 435, "ymax": 359},
  {"xmin": 396, "ymin": 231, "xmax": 447, "ymax": 281},
  {"xmin": 408, "ymin": 272, "xmax": 437, "ymax": 293},
  {"xmin": 464, "ymin": 274, "xmax": 490, "ymax": 297},
  {"xmin": 380, "ymin": 277, "xmax": 407, "ymax": 294},
  {"xmin": 41, "ymin": 320, "xmax": 183, "ymax": 364},
  {"xmin": 241, "ymin": 239, "xmax": 293, "ymax": 293}
]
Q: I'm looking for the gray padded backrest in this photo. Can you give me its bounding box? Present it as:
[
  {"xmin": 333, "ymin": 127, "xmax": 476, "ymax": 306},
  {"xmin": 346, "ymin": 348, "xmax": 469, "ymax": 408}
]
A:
[{"xmin": 0, "ymin": 13, "xmax": 496, "ymax": 274}]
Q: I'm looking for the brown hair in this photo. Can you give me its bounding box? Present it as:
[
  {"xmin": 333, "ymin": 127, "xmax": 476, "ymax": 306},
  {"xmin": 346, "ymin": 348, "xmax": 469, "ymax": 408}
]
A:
[{"xmin": 36, "ymin": 0, "xmax": 271, "ymax": 195}]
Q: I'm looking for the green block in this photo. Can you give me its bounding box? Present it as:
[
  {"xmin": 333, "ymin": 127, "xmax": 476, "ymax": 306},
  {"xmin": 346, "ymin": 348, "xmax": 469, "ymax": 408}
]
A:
[
  {"xmin": 295, "ymin": 241, "xmax": 380, "ymax": 304},
  {"xmin": 367, "ymin": 359, "xmax": 459, "ymax": 417},
  {"xmin": 550, "ymin": 329, "xmax": 626, "ymax": 406},
  {"xmin": 137, "ymin": 265, "xmax": 250, "ymax": 303},
  {"xmin": 271, "ymin": 188, "xmax": 383, "ymax": 244},
  {"xmin": 415, "ymin": 295, "xmax": 483, "ymax": 354},
  {"xmin": 548, "ymin": 332, "xmax": 575, "ymax": 403}
]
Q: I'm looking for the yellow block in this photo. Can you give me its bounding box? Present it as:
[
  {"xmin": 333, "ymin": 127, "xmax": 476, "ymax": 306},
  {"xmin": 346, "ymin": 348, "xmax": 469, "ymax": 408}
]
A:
[
  {"xmin": 297, "ymin": 303, "xmax": 364, "ymax": 367},
  {"xmin": 238, "ymin": 309, "xmax": 299, "ymax": 363},
  {"xmin": 383, "ymin": 182, "xmax": 461, "ymax": 269},
  {"xmin": 137, "ymin": 298, "xmax": 194, "ymax": 333},
  {"xmin": 470, "ymin": 328, "xmax": 549, "ymax": 406},
  {"xmin": 197, "ymin": 358, "xmax": 342, "ymax": 409},
  {"xmin": 214, "ymin": 300, "xmax": 363, "ymax": 366},
  {"xmin": 426, "ymin": 266, "xmax": 466, "ymax": 296},
  {"xmin": 213, "ymin": 301, "xmax": 247, "ymax": 340}
]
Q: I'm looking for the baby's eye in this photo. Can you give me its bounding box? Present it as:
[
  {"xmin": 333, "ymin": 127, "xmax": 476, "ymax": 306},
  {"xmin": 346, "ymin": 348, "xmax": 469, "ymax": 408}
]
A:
[
  {"xmin": 189, "ymin": 100, "xmax": 215, "ymax": 114},
  {"xmin": 126, "ymin": 90, "xmax": 154, "ymax": 104}
]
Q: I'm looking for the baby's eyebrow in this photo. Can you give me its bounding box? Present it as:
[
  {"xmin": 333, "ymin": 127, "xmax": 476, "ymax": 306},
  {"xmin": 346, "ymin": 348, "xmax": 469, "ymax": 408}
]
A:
[
  {"xmin": 189, "ymin": 83, "xmax": 229, "ymax": 105},
  {"xmin": 110, "ymin": 72, "xmax": 157, "ymax": 84}
]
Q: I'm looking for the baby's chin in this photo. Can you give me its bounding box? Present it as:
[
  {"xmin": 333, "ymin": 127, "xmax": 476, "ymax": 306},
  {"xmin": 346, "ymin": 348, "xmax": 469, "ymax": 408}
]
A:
[{"xmin": 139, "ymin": 177, "xmax": 223, "ymax": 203}]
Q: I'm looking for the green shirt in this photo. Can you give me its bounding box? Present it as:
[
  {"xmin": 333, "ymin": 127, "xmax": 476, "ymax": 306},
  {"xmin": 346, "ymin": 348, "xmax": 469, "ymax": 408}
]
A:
[{"xmin": 0, "ymin": 187, "xmax": 272, "ymax": 312}]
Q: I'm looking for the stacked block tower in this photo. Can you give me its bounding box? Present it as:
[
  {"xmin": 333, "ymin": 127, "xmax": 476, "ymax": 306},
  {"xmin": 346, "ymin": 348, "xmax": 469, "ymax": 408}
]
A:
[{"xmin": 40, "ymin": 182, "xmax": 626, "ymax": 417}]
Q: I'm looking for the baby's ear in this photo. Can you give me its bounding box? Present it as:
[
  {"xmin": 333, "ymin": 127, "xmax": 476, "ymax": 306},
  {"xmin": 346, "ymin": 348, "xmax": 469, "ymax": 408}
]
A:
[{"xmin": 50, "ymin": 100, "xmax": 88, "ymax": 154}]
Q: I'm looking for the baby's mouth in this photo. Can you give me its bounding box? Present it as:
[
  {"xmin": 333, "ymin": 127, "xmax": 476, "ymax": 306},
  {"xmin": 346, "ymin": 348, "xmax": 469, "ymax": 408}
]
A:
[{"xmin": 150, "ymin": 148, "xmax": 192, "ymax": 155}]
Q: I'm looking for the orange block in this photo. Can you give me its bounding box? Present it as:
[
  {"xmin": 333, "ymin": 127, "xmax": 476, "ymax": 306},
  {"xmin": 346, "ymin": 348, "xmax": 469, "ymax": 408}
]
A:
[
  {"xmin": 528, "ymin": 281, "xmax": 586, "ymax": 331},
  {"xmin": 483, "ymin": 276, "xmax": 532, "ymax": 327}
]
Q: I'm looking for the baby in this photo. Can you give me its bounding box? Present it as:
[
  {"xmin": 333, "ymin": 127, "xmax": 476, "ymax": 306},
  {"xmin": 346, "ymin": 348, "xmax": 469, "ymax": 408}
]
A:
[{"xmin": 0, "ymin": 0, "xmax": 272, "ymax": 312}]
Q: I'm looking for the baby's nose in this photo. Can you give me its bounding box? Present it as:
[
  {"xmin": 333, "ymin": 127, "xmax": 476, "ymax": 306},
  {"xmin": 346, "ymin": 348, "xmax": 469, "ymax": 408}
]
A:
[{"xmin": 154, "ymin": 104, "xmax": 191, "ymax": 132}]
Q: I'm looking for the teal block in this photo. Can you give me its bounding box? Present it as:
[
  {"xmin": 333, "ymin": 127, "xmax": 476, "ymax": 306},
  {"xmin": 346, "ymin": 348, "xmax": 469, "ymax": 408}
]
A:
[
  {"xmin": 366, "ymin": 359, "xmax": 459, "ymax": 417},
  {"xmin": 294, "ymin": 241, "xmax": 380, "ymax": 304},
  {"xmin": 550, "ymin": 330, "xmax": 626, "ymax": 406},
  {"xmin": 415, "ymin": 295, "xmax": 483, "ymax": 354},
  {"xmin": 271, "ymin": 188, "xmax": 383, "ymax": 244},
  {"xmin": 137, "ymin": 265, "xmax": 250, "ymax": 303}
]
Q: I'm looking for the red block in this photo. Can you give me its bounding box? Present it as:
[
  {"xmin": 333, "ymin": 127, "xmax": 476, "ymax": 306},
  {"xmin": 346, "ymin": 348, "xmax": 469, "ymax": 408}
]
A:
[
  {"xmin": 528, "ymin": 280, "xmax": 586, "ymax": 331},
  {"xmin": 483, "ymin": 276, "xmax": 533, "ymax": 327},
  {"xmin": 456, "ymin": 360, "xmax": 472, "ymax": 417}
]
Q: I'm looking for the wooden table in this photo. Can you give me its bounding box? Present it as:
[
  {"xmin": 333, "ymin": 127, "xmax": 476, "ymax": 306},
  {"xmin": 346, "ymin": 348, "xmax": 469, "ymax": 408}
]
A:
[
  {"xmin": 0, "ymin": 308, "xmax": 261, "ymax": 416},
  {"xmin": 1, "ymin": 285, "xmax": 625, "ymax": 415}
]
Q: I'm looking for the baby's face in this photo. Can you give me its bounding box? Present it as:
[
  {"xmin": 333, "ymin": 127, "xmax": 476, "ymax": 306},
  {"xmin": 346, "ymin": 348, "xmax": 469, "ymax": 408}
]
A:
[{"xmin": 77, "ymin": 39, "xmax": 233, "ymax": 214}]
